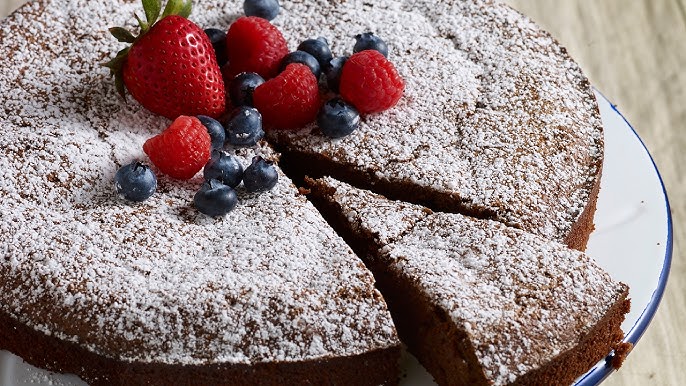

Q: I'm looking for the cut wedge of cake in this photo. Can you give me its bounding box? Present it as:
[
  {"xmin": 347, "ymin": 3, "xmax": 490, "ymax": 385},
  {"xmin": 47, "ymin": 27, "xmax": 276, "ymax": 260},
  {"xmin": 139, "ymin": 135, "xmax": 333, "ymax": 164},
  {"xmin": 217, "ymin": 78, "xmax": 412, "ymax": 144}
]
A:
[
  {"xmin": 308, "ymin": 177, "xmax": 630, "ymax": 386},
  {"xmin": 271, "ymin": 0, "xmax": 603, "ymax": 251}
]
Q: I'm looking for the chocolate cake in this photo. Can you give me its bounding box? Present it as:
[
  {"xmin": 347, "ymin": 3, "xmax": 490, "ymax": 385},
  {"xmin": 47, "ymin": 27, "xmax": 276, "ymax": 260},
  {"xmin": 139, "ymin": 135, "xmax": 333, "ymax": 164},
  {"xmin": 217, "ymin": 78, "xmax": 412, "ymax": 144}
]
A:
[
  {"xmin": 308, "ymin": 177, "xmax": 630, "ymax": 386},
  {"xmin": 0, "ymin": 0, "xmax": 621, "ymax": 384}
]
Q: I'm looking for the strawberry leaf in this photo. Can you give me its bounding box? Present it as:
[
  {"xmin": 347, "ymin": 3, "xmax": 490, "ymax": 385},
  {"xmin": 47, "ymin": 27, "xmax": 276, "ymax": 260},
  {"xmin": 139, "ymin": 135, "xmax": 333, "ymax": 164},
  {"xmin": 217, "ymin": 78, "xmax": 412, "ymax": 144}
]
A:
[
  {"xmin": 142, "ymin": 0, "xmax": 162, "ymax": 26},
  {"xmin": 114, "ymin": 75, "xmax": 127, "ymax": 100},
  {"xmin": 102, "ymin": 47, "xmax": 130, "ymax": 100},
  {"xmin": 161, "ymin": 0, "xmax": 183, "ymax": 18},
  {"xmin": 179, "ymin": 0, "xmax": 192, "ymax": 18},
  {"xmin": 109, "ymin": 27, "xmax": 136, "ymax": 43},
  {"xmin": 134, "ymin": 13, "xmax": 149, "ymax": 33}
]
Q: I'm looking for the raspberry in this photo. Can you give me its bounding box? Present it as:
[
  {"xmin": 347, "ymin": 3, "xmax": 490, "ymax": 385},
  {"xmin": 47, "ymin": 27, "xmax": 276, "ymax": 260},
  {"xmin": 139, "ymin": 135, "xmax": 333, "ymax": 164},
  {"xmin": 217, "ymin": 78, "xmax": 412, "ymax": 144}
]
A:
[
  {"xmin": 253, "ymin": 63, "xmax": 320, "ymax": 129},
  {"xmin": 143, "ymin": 116, "xmax": 211, "ymax": 180},
  {"xmin": 339, "ymin": 50, "xmax": 405, "ymax": 114},
  {"xmin": 225, "ymin": 17, "xmax": 289, "ymax": 79}
]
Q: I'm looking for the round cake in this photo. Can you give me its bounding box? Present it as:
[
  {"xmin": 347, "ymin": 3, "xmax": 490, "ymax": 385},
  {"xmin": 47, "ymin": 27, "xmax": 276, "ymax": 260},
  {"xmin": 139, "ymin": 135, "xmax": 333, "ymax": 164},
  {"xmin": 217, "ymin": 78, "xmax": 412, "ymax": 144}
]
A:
[{"xmin": 0, "ymin": 0, "xmax": 619, "ymax": 385}]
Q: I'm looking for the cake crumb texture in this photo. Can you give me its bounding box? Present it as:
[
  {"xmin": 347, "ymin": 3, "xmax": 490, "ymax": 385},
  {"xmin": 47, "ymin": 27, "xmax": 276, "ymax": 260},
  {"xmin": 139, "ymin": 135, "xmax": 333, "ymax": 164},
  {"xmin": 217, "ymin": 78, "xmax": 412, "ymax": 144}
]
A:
[{"xmin": 312, "ymin": 177, "xmax": 628, "ymax": 386}]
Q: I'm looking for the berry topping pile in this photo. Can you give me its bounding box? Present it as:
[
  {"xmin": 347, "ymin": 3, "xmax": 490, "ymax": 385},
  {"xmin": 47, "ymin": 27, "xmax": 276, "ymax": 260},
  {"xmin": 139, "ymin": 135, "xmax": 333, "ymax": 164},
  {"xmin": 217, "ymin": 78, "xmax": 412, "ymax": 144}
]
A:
[{"xmin": 107, "ymin": 0, "xmax": 405, "ymax": 215}]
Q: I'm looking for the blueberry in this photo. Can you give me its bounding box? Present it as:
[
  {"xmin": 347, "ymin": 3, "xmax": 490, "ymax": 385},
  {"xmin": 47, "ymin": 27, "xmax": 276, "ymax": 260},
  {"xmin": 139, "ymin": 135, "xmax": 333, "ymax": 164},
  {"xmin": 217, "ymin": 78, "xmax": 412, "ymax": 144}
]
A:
[
  {"xmin": 353, "ymin": 32, "xmax": 389, "ymax": 57},
  {"xmin": 243, "ymin": 156, "xmax": 278, "ymax": 193},
  {"xmin": 244, "ymin": 0, "xmax": 280, "ymax": 21},
  {"xmin": 229, "ymin": 72, "xmax": 265, "ymax": 107},
  {"xmin": 325, "ymin": 56, "xmax": 348, "ymax": 93},
  {"xmin": 204, "ymin": 28, "xmax": 228, "ymax": 66},
  {"xmin": 281, "ymin": 51, "xmax": 322, "ymax": 78},
  {"xmin": 225, "ymin": 107, "xmax": 265, "ymax": 147},
  {"xmin": 197, "ymin": 115, "xmax": 226, "ymax": 150},
  {"xmin": 203, "ymin": 150, "xmax": 244, "ymax": 188},
  {"xmin": 297, "ymin": 37, "xmax": 333, "ymax": 68},
  {"xmin": 194, "ymin": 180, "xmax": 239, "ymax": 217},
  {"xmin": 317, "ymin": 98, "xmax": 360, "ymax": 139},
  {"xmin": 114, "ymin": 162, "xmax": 157, "ymax": 202}
]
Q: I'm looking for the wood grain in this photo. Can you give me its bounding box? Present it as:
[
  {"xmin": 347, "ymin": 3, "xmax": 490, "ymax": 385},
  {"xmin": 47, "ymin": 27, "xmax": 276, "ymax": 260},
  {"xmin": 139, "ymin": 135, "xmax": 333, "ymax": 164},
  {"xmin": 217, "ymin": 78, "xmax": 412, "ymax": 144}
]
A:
[{"xmin": 2, "ymin": 0, "xmax": 684, "ymax": 385}]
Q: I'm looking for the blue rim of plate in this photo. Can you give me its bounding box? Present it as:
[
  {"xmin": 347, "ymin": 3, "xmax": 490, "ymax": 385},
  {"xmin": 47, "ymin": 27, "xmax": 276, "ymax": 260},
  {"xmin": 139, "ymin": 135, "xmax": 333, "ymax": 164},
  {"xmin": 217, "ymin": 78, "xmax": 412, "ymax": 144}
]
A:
[{"xmin": 574, "ymin": 90, "xmax": 674, "ymax": 386}]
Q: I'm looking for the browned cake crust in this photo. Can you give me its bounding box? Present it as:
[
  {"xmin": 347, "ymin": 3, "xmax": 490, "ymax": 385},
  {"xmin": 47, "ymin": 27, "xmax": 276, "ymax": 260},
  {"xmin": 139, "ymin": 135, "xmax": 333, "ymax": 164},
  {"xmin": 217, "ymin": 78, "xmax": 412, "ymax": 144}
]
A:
[
  {"xmin": 564, "ymin": 164, "xmax": 603, "ymax": 251},
  {"xmin": 307, "ymin": 177, "xmax": 629, "ymax": 386},
  {"xmin": 0, "ymin": 309, "xmax": 400, "ymax": 386}
]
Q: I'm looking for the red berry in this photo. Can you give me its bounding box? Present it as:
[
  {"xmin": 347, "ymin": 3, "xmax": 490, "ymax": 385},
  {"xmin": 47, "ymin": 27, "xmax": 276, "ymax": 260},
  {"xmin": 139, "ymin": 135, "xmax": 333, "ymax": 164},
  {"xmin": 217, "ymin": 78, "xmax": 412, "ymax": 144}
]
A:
[
  {"xmin": 339, "ymin": 50, "xmax": 405, "ymax": 114},
  {"xmin": 253, "ymin": 63, "xmax": 320, "ymax": 130},
  {"xmin": 225, "ymin": 17, "xmax": 289, "ymax": 79},
  {"xmin": 143, "ymin": 116, "xmax": 211, "ymax": 180},
  {"xmin": 121, "ymin": 16, "xmax": 226, "ymax": 119}
]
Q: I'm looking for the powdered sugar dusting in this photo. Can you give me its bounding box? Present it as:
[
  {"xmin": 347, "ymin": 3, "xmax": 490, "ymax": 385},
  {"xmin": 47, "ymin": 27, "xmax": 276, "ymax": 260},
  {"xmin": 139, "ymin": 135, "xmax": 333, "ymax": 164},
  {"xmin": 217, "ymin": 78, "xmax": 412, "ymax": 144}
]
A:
[
  {"xmin": 271, "ymin": 0, "xmax": 603, "ymax": 242},
  {"xmin": 318, "ymin": 178, "xmax": 626, "ymax": 385},
  {"xmin": 0, "ymin": 0, "xmax": 398, "ymax": 367}
]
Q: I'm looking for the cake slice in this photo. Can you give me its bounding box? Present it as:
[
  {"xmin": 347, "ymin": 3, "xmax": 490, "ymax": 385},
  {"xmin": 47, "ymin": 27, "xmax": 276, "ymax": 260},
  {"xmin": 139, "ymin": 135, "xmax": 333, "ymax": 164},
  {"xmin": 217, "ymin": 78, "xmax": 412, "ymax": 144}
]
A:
[
  {"xmin": 308, "ymin": 177, "xmax": 630, "ymax": 386},
  {"xmin": 271, "ymin": 0, "xmax": 603, "ymax": 250}
]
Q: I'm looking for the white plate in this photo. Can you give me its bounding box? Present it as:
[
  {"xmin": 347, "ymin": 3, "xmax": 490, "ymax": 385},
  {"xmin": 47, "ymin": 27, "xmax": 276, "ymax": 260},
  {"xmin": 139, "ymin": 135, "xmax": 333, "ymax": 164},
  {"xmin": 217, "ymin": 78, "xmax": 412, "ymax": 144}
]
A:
[{"xmin": 0, "ymin": 90, "xmax": 673, "ymax": 385}]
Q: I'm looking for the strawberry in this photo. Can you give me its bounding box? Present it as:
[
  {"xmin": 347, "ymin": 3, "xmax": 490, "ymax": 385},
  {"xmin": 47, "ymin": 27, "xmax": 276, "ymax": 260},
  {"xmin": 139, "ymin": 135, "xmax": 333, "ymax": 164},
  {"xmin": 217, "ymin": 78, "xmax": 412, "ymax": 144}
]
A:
[{"xmin": 104, "ymin": 0, "xmax": 226, "ymax": 120}]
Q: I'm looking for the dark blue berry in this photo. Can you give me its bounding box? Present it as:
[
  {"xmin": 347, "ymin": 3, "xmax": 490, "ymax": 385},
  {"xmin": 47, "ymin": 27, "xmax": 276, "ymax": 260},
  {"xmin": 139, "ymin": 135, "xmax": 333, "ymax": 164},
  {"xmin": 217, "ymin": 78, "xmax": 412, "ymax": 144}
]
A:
[
  {"xmin": 317, "ymin": 98, "xmax": 360, "ymax": 139},
  {"xmin": 297, "ymin": 37, "xmax": 333, "ymax": 68},
  {"xmin": 244, "ymin": 0, "xmax": 280, "ymax": 21},
  {"xmin": 197, "ymin": 115, "xmax": 226, "ymax": 150},
  {"xmin": 243, "ymin": 156, "xmax": 278, "ymax": 193},
  {"xmin": 281, "ymin": 51, "xmax": 321, "ymax": 78},
  {"xmin": 114, "ymin": 162, "xmax": 157, "ymax": 202},
  {"xmin": 203, "ymin": 150, "xmax": 244, "ymax": 188},
  {"xmin": 225, "ymin": 107, "xmax": 265, "ymax": 147},
  {"xmin": 229, "ymin": 72, "xmax": 265, "ymax": 107},
  {"xmin": 194, "ymin": 180, "xmax": 238, "ymax": 217},
  {"xmin": 204, "ymin": 28, "xmax": 229, "ymax": 66},
  {"xmin": 353, "ymin": 32, "xmax": 389, "ymax": 57},
  {"xmin": 325, "ymin": 56, "xmax": 348, "ymax": 93}
]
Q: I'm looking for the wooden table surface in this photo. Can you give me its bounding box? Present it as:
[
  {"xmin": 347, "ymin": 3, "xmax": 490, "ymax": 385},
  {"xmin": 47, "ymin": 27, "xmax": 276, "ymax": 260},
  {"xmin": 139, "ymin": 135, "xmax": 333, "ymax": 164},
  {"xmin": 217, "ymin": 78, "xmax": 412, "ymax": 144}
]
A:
[{"xmin": 1, "ymin": 1, "xmax": 683, "ymax": 385}]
